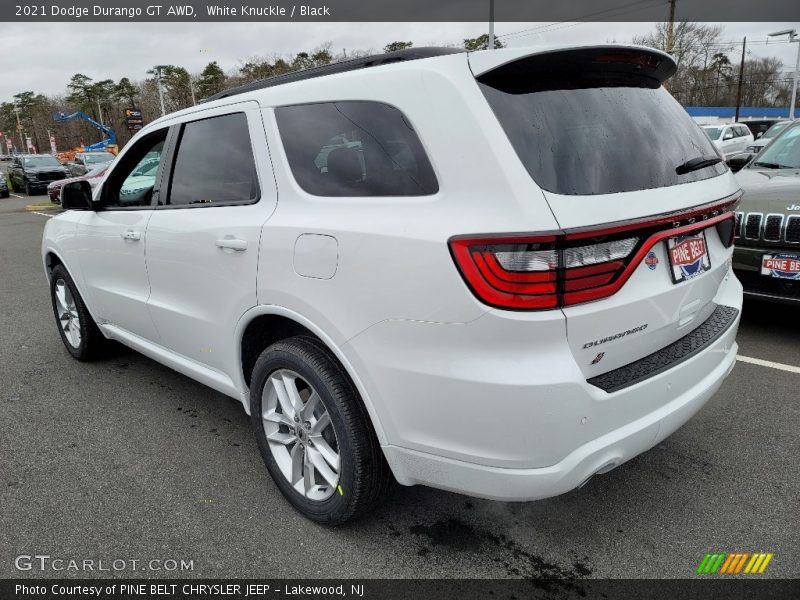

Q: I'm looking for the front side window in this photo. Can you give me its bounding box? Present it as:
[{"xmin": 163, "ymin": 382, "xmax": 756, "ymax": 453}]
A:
[
  {"xmin": 83, "ymin": 152, "xmax": 115, "ymax": 164},
  {"xmin": 275, "ymin": 101, "xmax": 438, "ymax": 197},
  {"xmin": 102, "ymin": 129, "xmax": 167, "ymax": 208},
  {"xmin": 167, "ymin": 112, "xmax": 258, "ymax": 206}
]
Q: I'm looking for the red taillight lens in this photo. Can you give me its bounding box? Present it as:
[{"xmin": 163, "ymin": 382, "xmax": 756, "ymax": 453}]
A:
[
  {"xmin": 450, "ymin": 234, "xmax": 637, "ymax": 310},
  {"xmin": 449, "ymin": 197, "xmax": 740, "ymax": 311},
  {"xmin": 450, "ymin": 236, "xmax": 560, "ymax": 309}
]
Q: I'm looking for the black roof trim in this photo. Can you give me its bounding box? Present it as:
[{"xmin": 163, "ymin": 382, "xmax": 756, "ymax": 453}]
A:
[{"xmin": 203, "ymin": 47, "xmax": 465, "ymax": 103}]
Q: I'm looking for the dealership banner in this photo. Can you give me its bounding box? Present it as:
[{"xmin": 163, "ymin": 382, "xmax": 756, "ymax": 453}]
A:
[
  {"xmin": 2, "ymin": 0, "xmax": 798, "ymax": 22},
  {"xmin": 2, "ymin": 579, "xmax": 799, "ymax": 600}
]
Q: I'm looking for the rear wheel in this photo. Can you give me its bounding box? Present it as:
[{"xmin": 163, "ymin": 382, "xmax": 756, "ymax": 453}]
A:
[
  {"xmin": 49, "ymin": 264, "xmax": 105, "ymax": 360},
  {"xmin": 250, "ymin": 336, "xmax": 393, "ymax": 524}
]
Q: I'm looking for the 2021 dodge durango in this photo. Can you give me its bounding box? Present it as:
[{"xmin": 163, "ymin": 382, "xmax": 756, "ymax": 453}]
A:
[{"xmin": 42, "ymin": 45, "xmax": 743, "ymax": 524}]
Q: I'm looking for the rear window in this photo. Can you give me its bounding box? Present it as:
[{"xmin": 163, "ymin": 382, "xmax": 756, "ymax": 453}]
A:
[
  {"xmin": 275, "ymin": 101, "xmax": 438, "ymax": 197},
  {"xmin": 477, "ymin": 49, "xmax": 726, "ymax": 195}
]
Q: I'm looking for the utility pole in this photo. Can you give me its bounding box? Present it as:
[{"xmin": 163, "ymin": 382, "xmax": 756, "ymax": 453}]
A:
[
  {"xmin": 488, "ymin": 0, "xmax": 495, "ymax": 50},
  {"xmin": 190, "ymin": 79, "xmax": 197, "ymax": 106},
  {"xmin": 734, "ymin": 37, "xmax": 746, "ymax": 123},
  {"xmin": 665, "ymin": 0, "xmax": 676, "ymax": 55},
  {"xmin": 663, "ymin": 0, "xmax": 676, "ymax": 91},
  {"xmin": 768, "ymin": 29, "xmax": 799, "ymax": 120}
]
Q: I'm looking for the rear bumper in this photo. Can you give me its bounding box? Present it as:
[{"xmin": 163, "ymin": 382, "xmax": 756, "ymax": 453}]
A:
[
  {"xmin": 383, "ymin": 324, "xmax": 737, "ymax": 501},
  {"xmin": 346, "ymin": 271, "xmax": 742, "ymax": 501}
]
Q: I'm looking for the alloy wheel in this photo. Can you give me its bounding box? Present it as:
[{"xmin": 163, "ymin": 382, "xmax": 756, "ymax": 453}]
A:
[
  {"xmin": 261, "ymin": 369, "xmax": 341, "ymax": 501},
  {"xmin": 54, "ymin": 279, "xmax": 82, "ymax": 348}
]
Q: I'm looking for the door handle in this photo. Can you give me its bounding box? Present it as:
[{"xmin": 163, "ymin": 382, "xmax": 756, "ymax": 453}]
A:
[
  {"xmin": 121, "ymin": 229, "xmax": 141, "ymax": 241},
  {"xmin": 216, "ymin": 237, "xmax": 247, "ymax": 252}
]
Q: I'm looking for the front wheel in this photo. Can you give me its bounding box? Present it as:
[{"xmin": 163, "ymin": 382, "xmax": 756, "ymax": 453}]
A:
[
  {"xmin": 49, "ymin": 264, "xmax": 106, "ymax": 360},
  {"xmin": 250, "ymin": 336, "xmax": 393, "ymax": 524}
]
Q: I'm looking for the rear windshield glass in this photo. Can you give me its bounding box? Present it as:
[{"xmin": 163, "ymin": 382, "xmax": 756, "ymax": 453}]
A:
[{"xmin": 478, "ymin": 50, "xmax": 726, "ymax": 195}]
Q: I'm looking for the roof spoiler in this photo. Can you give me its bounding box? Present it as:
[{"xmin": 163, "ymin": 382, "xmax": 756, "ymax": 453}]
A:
[{"xmin": 471, "ymin": 45, "xmax": 676, "ymax": 89}]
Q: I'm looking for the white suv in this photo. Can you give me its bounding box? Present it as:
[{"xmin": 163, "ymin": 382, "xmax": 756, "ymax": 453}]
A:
[{"xmin": 42, "ymin": 45, "xmax": 743, "ymax": 524}]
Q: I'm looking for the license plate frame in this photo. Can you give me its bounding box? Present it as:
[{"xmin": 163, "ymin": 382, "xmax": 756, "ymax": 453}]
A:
[
  {"xmin": 761, "ymin": 253, "xmax": 800, "ymax": 280},
  {"xmin": 666, "ymin": 231, "xmax": 711, "ymax": 284}
]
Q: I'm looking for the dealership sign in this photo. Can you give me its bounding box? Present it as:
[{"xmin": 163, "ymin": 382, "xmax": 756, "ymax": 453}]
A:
[{"xmin": 125, "ymin": 109, "xmax": 143, "ymax": 131}]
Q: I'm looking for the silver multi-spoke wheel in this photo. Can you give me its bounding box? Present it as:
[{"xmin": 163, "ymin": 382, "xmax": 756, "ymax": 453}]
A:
[
  {"xmin": 261, "ymin": 369, "xmax": 341, "ymax": 501},
  {"xmin": 54, "ymin": 278, "xmax": 81, "ymax": 348}
]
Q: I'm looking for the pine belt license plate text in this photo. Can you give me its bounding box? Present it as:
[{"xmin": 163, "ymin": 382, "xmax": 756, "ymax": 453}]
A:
[
  {"xmin": 667, "ymin": 231, "xmax": 711, "ymax": 283},
  {"xmin": 761, "ymin": 253, "xmax": 800, "ymax": 280}
]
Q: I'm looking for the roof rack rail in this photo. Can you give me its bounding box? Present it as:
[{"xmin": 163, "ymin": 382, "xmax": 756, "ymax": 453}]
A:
[{"xmin": 203, "ymin": 47, "xmax": 465, "ymax": 103}]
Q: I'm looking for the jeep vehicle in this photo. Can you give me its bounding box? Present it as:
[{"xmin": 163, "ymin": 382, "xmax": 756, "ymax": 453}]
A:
[
  {"xmin": 734, "ymin": 121, "xmax": 800, "ymax": 303},
  {"xmin": 42, "ymin": 45, "xmax": 742, "ymax": 524},
  {"xmin": 9, "ymin": 153, "xmax": 70, "ymax": 195}
]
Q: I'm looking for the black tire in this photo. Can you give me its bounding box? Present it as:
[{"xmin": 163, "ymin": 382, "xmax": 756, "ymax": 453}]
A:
[
  {"xmin": 250, "ymin": 336, "xmax": 393, "ymax": 524},
  {"xmin": 49, "ymin": 264, "xmax": 106, "ymax": 361}
]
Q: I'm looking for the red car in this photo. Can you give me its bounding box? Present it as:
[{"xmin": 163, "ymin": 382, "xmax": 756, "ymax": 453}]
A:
[{"xmin": 48, "ymin": 164, "xmax": 109, "ymax": 203}]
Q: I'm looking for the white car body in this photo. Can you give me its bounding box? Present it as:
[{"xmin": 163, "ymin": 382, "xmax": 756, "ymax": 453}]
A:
[
  {"xmin": 703, "ymin": 123, "xmax": 755, "ymax": 158},
  {"xmin": 42, "ymin": 44, "xmax": 742, "ymax": 505}
]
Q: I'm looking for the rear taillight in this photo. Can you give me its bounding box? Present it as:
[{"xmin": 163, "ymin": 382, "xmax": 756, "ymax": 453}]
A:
[
  {"xmin": 450, "ymin": 234, "xmax": 638, "ymax": 309},
  {"xmin": 449, "ymin": 196, "xmax": 739, "ymax": 311}
]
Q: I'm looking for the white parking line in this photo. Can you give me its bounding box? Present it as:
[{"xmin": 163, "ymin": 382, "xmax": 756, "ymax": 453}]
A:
[
  {"xmin": 737, "ymin": 355, "xmax": 800, "ymax": 374},
  {"xmin": 11, "ymin": 193, "xmax": 24, "ymax": 198},
  {"xmin": 30, "ymin": 211, "xmax": 54, "ymax": 218}
]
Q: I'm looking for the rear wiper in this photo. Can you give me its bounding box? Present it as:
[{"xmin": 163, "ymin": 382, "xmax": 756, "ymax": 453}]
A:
[
  {"xmin": 752, "ymin": 161, "xmax": 784, "ymax": 169},
  {"xmin": 675, "ymin": 155, "xmax": 723, "ymax": 175}
]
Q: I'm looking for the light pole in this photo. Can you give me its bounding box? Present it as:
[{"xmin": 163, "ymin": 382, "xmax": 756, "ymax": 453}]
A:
[
  {"xmin": 769, "ymin": 29, "xmax": 799, "ymax": 120},
  {"xmin": 152, "ymin": 65, "xmax": 167, "ymax": 116},
  {"xmin": 488, "ymin": 0, "xmax": 495, "ymax": 50}
]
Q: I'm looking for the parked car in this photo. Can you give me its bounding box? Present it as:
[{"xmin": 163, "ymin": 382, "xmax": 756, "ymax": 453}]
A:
[
  {"xmin": 733, "ymin": 121, "xmax": 800, "ymax": 304},
  {"xmin": 741, "ymin": 119, "xmax": 782, "ymax": 139},
  {"xmin": 48, "ymin": 164, "xmax": 110, "ymax": 203},
  {"xmin": 745, "ymin": 120, "xmax": 792, "ymax": 154},
  {"xmin": 0, "ymin": 175, "xmax": 9, "ymax": 198},
  {"xmin": 66, "ymin": 151, "xmax": 116, "ymax": 176},
  {"xmin": 8, "ymin": 154, "xmax": 70, "ymax": 195},
  {"xmin": 43, "ymin": 45, "xmax": 742, "ymax": 524},
  {"xmin": 702, "ymin": 123, "xmax": 754, "ymax": 158}
]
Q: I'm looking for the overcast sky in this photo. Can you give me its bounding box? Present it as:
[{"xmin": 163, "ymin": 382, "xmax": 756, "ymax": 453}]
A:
[{"xmin": 0, "ymin": 21, "xmax": 797, "ymax": 101}]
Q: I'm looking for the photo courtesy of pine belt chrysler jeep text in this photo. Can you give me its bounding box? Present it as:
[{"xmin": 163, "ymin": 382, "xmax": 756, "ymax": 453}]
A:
[{"xmin": 42, "ymin": 44, "xmax": 743, "ymax": 524}]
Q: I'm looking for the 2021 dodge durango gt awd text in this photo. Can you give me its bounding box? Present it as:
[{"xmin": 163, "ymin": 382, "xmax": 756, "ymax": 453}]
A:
[{"xmin": 42, "ymin": 45, "xmax": 743, "ymax": 524}]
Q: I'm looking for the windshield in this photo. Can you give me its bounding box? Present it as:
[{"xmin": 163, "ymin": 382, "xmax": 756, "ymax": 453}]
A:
[
  {"xmin": 83, "ymin": 153, "xmax": 114, "ymax": 164},
  {"xmin": 703, "ymin": 127, "xmax": 724, "ymax": 141},
  {"xmin": 763, "ymin": 122, "xmax": 790, "ymax": 139},
  {"xmin": 751, "ymin": 124, "xmax": 800, "ymax": 169},
  {"xmin": 23, "ymin": 156, "xmax": 61, "ymax": 168}
]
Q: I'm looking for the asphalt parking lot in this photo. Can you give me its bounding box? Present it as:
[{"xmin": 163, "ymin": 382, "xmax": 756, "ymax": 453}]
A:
[{"xmin": 1, "ymin": 184, "xmax": 798, "ymax": 581}]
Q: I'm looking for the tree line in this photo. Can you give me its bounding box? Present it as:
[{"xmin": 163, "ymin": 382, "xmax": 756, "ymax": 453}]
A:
[{"xmin": 1, "ymin": 24, "xmax": 794, "ymax": 154}]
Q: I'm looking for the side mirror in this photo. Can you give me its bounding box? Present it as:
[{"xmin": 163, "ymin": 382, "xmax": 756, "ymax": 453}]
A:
[
  {"xmin": 723, "ymin": 131, "xmax": 734, "ymax": 140},
  {"xmin": 61, "ymin": 180, "xmax": 94, "ymax": 210},
  {"xmin": 756, "ymin": 132, "xmax": 763, "ymax": 139},
  {"xmin": 725, "ymin": 152, "xmax": 756, "ymax": 173}
]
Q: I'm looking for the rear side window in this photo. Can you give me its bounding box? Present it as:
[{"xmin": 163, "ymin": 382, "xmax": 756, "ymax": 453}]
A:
[
  {"xmin": 275, "ymin": 101, "xmax": 438, "ymax": 197},
  {"xmin": 168, "ymin": 112, "xmax": 258, "ymax": 206},
  {"xmin": 477, "ymin": 49, "xmax": 726, "ymax": 195}
]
